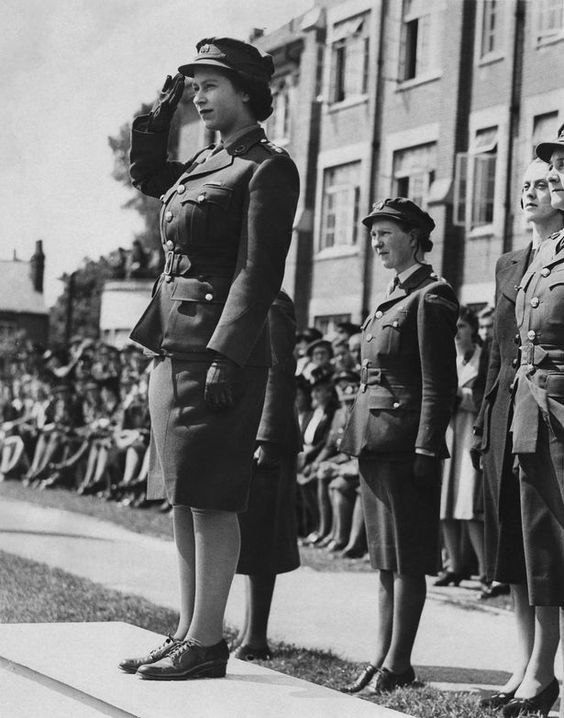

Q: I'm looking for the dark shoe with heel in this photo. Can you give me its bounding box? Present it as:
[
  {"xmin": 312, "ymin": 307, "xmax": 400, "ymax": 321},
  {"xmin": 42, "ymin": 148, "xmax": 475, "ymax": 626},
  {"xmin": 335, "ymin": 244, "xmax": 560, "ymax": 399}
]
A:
[
  {"xmin": 233, "ymin": 644, "xmax": 272, "ymax": 661},
  {"xmin": 502, "ymin": 678, "xmax": 559, "ymax": 717},
  {"xmin": 433, "ymin": 571, "xmax": 463, "ymax": 587},
  {"xmin": 341, "ymin": 663, "xmax": 378, "ymax": 693},
  {"xmin": 136, "ymin": 638, "xmax": 229, "ymax": 680},
  {"xmin": 479, "ymin": 688, "xmax": 516, "ymax": 709},
  {"xmin": 118, "ymin": 635, "xmax": 180, "ymax": 674},
  {"xmin": 366, "ymin": 666, "xmax": 416, "ymax": 694}
]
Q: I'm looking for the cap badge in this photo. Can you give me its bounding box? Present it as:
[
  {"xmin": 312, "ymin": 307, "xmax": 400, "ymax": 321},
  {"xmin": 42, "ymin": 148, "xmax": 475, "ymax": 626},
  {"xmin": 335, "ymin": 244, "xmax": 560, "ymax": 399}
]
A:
[{"xmin": 200, "ymin": 44, "xmax": 210, "ymax": 53}]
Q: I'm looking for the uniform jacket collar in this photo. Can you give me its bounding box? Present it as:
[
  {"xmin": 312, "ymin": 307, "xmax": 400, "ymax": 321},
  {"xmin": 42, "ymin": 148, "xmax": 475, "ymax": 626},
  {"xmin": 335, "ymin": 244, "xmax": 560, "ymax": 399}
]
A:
[
  {"xmin": 180, "ymin": 126, "xmax": 267, "ymax": 181},
  {"xmin": 376, "ymin": 264, "xmax": 435, "ymax": 312}
]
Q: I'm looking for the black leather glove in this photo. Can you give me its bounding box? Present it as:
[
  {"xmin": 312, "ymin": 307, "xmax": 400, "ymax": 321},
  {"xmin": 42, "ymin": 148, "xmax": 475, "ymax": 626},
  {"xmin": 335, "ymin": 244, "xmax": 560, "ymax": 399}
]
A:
[
  {"xmin": 254, "ymin": 441, "xmax": 282, "ymax": 469},
  {"xmin": 204, "ymin": 354, "xmax": 244, "ymax": 409},
  {"xmin": 413, "ymin": 454, "xmax": 441, "ymax": 490},
  {"xmin": 148, "ymin": 73, "xmax": 185, "ymax": 132}
]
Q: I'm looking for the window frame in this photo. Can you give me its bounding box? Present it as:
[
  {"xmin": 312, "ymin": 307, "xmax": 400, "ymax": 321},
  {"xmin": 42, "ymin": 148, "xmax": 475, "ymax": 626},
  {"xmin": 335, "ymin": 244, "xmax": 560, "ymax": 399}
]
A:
[
  {"xmin": 319, "ymin": 162, "xmax": 362, "ymax": 252},
  {"xmin": 535, "ymin": 0, "xmax": 564, "ymax": 46},
  {"xmin": 453, "ymin": 128, "xmax": 498, "ymax": 232},
  {"xmin": 329, "ymin": 13, "xmax": 371, "ymax": 106}
]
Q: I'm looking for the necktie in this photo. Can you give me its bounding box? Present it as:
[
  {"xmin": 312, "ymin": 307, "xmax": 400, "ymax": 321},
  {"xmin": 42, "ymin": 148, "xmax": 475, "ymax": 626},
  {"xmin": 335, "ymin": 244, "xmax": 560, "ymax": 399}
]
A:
[{"xmin": 386, "ymin": 275, "xmax": 401, "ymax": 297}]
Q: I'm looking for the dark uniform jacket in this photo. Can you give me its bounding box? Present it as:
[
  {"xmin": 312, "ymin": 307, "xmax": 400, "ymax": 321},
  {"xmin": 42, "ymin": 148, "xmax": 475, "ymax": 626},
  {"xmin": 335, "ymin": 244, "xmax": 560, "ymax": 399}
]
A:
[
  {"xmin": 512, "ymin": 233, "xmax": 564, "ymax": 453},
  {"xmin": 128, "ymin": 119, "xmax": 300, "ymax": 368},
  {"xmin": 341, "ymin": 264, "xmax": 458, "ymax": 458},
  {"xmin": 256, "ymin": 290, "xmax": 301, "ymax": 453}
]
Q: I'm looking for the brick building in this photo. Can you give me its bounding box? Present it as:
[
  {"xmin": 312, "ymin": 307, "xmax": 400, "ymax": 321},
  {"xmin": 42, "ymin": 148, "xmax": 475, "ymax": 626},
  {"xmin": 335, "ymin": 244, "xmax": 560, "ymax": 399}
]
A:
[{"xmin": 175, "ymin": 0, "xmax": 564, "ymax": 331}]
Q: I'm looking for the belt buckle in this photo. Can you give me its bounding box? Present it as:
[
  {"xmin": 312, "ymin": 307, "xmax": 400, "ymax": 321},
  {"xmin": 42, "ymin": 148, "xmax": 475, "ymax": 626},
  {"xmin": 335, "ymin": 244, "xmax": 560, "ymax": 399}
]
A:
[
  {"xmin": 522, "ymin": 343, "xmax": 536, "ymax": 374},
  {"xmin": 360, "ymin": 365, "xmax": 368, "ymax": 392}
]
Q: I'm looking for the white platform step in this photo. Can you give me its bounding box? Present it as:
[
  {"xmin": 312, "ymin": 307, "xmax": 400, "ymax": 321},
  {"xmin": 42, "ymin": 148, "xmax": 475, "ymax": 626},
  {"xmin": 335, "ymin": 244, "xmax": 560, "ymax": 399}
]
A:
[{"xmin": 0, "ymin": 622, "xmax": 410, "ymax": 718}]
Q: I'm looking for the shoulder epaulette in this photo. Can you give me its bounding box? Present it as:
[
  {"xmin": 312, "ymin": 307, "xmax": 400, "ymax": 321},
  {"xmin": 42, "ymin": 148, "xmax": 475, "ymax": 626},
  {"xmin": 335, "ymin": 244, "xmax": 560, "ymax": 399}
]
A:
[{"xmin": 259, "ymin": 138, "xmax": 286, "ymax": 155}]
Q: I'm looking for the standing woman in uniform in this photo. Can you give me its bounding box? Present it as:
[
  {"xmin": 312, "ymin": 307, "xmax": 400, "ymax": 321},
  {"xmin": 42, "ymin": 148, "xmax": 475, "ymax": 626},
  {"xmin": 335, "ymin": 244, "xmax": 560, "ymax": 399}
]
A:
[
  {"xmin": 498, "ymin": 132, "xmax": 564, "ymax": 718},
  {"xmin": 475, "ymin": 158, "xmax": 564, "ymax": 713},
  {"xmin": 340, "ymin": 198, "xmax": 458, "ymax": 694},
  {"xmin": 118, "ymin": 37, "xmax": 299, "ymax": 680}
]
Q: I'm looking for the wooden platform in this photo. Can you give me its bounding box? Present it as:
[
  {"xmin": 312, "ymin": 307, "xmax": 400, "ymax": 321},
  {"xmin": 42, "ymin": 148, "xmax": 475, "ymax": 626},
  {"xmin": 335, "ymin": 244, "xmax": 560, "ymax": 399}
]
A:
[{"xmin": 0, "ymin": 622, "xmax": 410, "ymax": 717}]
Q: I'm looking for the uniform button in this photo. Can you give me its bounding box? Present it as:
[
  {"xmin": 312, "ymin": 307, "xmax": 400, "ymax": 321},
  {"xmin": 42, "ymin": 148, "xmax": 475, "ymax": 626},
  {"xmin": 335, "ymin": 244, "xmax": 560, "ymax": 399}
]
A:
[
  {"xmin": 204, "ymin": 293, "xmax": 213, "ymax": 301},
  {"xmin": 541, "ymin": 267, "xmax": 551, "ymax": 277},
  {"xmin": 198, "ymin": 274, "xmax": 206, "ymax": 281},
  {"xmin": 160, "ymin": 194, "xmax": 165, "ymax": 202},
  {"xmin": 393, "ymin": 401, "xmax": 400, "ymax": 409},
  {"xmin": 514, "ymin": 333, "xmax": 520, "ymax": 345},
  {"xmin": 527, "ymin": 329, "xmax": 536, "ymax": 341},
  {"xmin": 375, "ymin": 311, "xmax": 383, "ymax": 319},
  {"xmin": 164, "ymin": 211, "xmax": 173, "ymax": 222},
  {"xmin": 530, "ymin": 297, "xmax": 540, "ymax": 308},
  {"xmin": 177, "ymin": 184, "xmax": 185, "ymax": 194},
  {"xmin": 392, "ymin": 320, "xmax": 399, "ymax": 328},
  {"xmin": 165, "ymin": 275, "xmax": 173, "ymax": 283},
  {"xmin": 512, "ymin": 358, "xmax": 518, "ymax": 368},
  {"xmin": 362, "ymin": 359, "xmax": 370, "ymax": 367},
  {"xmin": 197, "ymin": 194, "xmax": 206, "ymax": 204},
  {"xmin": 165, "ymin": 240, "xmax": 174, "ymax": 250},
  {"xmin": 365, "ymin": 333, "xmax": 373, "ymax": 341}
]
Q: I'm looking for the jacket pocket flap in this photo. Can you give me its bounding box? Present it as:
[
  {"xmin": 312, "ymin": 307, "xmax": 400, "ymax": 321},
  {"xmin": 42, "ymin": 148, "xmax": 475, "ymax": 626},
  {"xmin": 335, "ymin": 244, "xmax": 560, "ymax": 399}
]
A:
[
  {"xmin": 546, "ymin": 374, "xmax": 564, "ymax": 396},
  {"xmin": 179, "ymin": 186, "xmax": 232, "ymax": 209},
  {"xmin": 367, "ymin": 387, "xmax": 418, "ymax": 410},
  {"xmin": 170, "ymin": 277, "xmax": 223, "ymax": 303}
]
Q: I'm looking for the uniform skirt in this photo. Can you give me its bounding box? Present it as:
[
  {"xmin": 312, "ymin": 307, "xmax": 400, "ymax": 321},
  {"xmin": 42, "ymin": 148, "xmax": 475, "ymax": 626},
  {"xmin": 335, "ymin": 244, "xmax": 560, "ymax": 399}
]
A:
[
  {"xmin": 236, "ymin": 454, "xmax": 300, "ymax": 575},
  {"xmin": 518, "ymin": 419, "xmax": 564, "ymax": 606},
  {"xmin": 147, "ymin": 356, "xmax": 267, "ymax": 512},
  {"xmin": 359, "ymin": 456, "xmax": 441, "ymax": 576}
]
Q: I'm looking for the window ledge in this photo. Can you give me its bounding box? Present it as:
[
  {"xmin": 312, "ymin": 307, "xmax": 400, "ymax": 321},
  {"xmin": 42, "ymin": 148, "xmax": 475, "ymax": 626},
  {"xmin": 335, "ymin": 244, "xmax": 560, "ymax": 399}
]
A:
[
  {"xmin": 396, "ymin": 71, "xmax": 442, "ymax": 92},
  {"xmin": 478, "ymin": 52, "xmax": 505, "ymax": 67},
  {"xmin": 315, "ymin": 246, "xmax": 360, "ymax": 260},
  {"xmin": 536, "ymin": 33, "xmax": 564, "ymax": 49},
  {"xmin": 467, "ymin": 225, "xmax": 494, "ymax": 240},
  {"xmin": 327, "ymin": 95, "xmax": 369, "ymax": 113}
]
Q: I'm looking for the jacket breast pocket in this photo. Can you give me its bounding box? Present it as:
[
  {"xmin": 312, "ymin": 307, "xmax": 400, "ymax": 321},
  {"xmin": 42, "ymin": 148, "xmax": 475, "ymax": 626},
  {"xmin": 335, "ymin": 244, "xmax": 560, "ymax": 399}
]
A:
[
  {"xmin": 378, "ymin": 315, "xmax": 404, "ymax": 356},
  {"xmin": 179, "ymin": 185, "xmax": 233, "ymax": 241}
]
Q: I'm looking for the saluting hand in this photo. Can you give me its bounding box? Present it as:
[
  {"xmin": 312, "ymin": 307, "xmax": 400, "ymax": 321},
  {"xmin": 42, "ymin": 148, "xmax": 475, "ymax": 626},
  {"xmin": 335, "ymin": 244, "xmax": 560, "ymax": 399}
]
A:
[
  {"xmin": 205, "ymin": 353, "xmax": 244, "ymax": 410},
  {"xmin": 148, "ymin": 73, "xmax": 185, "ymax": 132}
]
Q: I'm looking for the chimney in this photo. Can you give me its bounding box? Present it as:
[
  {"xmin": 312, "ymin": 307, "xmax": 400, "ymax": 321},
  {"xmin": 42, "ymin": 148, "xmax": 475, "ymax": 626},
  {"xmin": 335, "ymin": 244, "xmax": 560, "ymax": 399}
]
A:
[{"xmin": 30, "ymin": 239, "xmax": 45, "ymax": 293}]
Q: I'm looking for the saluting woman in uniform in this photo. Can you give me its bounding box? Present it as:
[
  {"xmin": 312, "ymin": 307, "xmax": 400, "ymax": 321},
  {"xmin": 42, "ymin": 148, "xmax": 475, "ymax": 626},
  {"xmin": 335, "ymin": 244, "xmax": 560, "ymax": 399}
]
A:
[
  {"xmin": 118, "ymin": 37, "xmax": 299, "ymax": 680},
  {"xmin": 340, "ymin": 198, "xmax": 458, "ymax": 695}
]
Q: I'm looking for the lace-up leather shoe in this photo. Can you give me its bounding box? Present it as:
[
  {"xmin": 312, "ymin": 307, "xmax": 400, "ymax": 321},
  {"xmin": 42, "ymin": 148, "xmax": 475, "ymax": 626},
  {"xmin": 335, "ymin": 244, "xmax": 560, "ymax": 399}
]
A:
[
  {"xmin": 118, "ymin": 635, "xmax": 180, "ymax": 674},
  {"xmin": 136, "ymin": 638, "xmax": 229, "ymax": 680},
  {"xmin": 340, "ymin": 663, "xmax": 378, "ymax": 693},
  {"xmin": 366, "ymin": 666, "xmax": 416, "ymax": 694}
]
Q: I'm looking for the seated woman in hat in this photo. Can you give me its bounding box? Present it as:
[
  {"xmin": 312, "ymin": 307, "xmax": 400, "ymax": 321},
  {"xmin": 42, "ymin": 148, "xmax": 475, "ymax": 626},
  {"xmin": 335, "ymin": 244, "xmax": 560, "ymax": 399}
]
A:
[
  {"xmin": 118, "ymin": 37, "xmax": 299, "ymax": 680},
  {"xmin": 340, "ymin": 197, "xmax": 458, "ymax": 695}
]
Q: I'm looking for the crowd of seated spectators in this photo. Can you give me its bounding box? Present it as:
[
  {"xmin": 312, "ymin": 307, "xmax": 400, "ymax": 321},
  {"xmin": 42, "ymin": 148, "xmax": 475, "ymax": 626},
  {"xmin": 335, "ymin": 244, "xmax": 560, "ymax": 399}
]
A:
[{"xmin": 0, "ymin": 321, "xmax": 367, "ymax": 558}]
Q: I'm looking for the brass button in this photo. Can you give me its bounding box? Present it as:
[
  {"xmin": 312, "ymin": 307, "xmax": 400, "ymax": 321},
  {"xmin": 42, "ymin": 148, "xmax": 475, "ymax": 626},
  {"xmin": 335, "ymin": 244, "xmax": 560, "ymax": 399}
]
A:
[
  {"xmin": 527, "ymin": 330, "xmax": 536, "ymax": 341},
  {"xmin": 164, "ymin": 211, "xmax": 173, "ymax": 221},
  {"xmin": 365, "ymin": 333, "xmax": 373, "ymax": 341},
  {"xmin": 177, "ymin": 184, "xmax": 185, "ymax": 194},
  {"xmin": 393, "ymin": 401, "xmax": 400, "ymax": 409},
  {"xmin": 511, "ymin": 358, "xmax": 518, "ymax": 368},
  {"xmin": 541, "ymin": 267, "xmax": 551, "ymax": 277},
  {"xmin": 514, "ymin": 333, "xmax": 520, "ymax": 345},
  {"xmin": 165, "ymin": 275, "xmax": 173, "ymax": 283},
  {"xmin": 375, "ymin": 311, "xmax": 383, "ymax": 319},
  {"xmin": 197, "ymin": 194, "xmax": 206, "ymax": 204},
  {"xmin": 204, "ymin": 293, "xmax": 213, "ymax": 301},
  {"xmin": 362, "ymin": 359, "xmax": 370, "ymax": 367},
  {"xmin": 166, "ymin": 240, "xmax": 174, "ymax": 250},
  {"xmin": 392, "ymin": 320, "xmax": 399, "ymax": 328},
  {"xmin": 530, "ymin": 297, "xmax": 540, "ymax": 308}
]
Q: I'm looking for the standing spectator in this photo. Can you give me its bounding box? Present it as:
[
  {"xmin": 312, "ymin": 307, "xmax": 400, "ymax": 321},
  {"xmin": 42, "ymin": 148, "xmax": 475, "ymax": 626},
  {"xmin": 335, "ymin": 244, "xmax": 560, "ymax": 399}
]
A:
[
  {"xmin": 234, "ymin": 291, "xmax": 301, "ymax": 661},
  {"xmin": 340, "ymin": 198, "xmax": 457, "ymax": 695}
]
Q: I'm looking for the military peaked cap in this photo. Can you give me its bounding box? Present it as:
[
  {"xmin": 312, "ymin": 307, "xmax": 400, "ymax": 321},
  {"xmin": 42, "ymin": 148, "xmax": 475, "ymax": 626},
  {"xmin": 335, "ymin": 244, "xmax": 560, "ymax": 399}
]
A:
[
  {"xmin": 179, "ymin": 37, "xmax": 274, "ymax": 82},
  {"xmin": 362, "ymin": 197, "xmax": 435, "ymax": 252},
  {"xmin": 536, "ymin": 123, "xmax": 564, "ymax": 163}
]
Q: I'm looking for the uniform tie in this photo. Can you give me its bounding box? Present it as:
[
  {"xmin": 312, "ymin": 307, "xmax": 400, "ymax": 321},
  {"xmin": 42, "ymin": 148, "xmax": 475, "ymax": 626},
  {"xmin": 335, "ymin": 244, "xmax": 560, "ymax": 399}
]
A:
[{"xmin": 386, "ymin": 275, "xmax": 401, "ymax": 297}]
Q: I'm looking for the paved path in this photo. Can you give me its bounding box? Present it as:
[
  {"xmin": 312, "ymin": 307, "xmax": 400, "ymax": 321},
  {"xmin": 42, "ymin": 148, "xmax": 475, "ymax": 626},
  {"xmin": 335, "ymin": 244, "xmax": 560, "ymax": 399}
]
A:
[{"xmin": 0, "ymin": 497, "xmax": 561, "ymax": 703}]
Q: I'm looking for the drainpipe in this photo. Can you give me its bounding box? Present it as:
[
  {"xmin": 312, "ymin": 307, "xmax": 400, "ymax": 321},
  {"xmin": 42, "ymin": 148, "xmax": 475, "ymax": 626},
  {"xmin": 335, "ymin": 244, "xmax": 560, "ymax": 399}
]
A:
[{"xmin": 360, "ymin": 0, "xmax": 387, "ymax": 320}]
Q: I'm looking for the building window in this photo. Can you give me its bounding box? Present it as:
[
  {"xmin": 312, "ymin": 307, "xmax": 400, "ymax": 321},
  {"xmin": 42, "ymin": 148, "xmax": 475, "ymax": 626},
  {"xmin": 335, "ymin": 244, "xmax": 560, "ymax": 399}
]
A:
[
  {"xmin": 480, "ymin": 0, "xmax": 501, "ymax": 57},
  {"xmin": 400, "ymin": 0, "xmax": 438, "ymax": 81},
  {"xmin": 536, "ymin": 0, "xmax": 564, "ymax": 43},
  {"xmin": 454, "ymin": 127, "xmax": 498, "ymax": 230},
  {"xmin": 532, "ymin": 111, "xmax": 559, "ymax": 158},
  {"xmin": 320, "ymin": 162, "xmax": 361, "ymax": 251},
  {"xmin": 314, "ymin": 314, "xmax": 351, "ymax": 336},
  {"xmin": 393, "ymin": 143, "xmax": 437, "ymax": 209},
  {"xmin": 267, "ymin": 80, "xmax": 291, "ymax": 142},
  {"xmin": 330, "ymin": 14, "xmax": 370, "ymax": 103}
]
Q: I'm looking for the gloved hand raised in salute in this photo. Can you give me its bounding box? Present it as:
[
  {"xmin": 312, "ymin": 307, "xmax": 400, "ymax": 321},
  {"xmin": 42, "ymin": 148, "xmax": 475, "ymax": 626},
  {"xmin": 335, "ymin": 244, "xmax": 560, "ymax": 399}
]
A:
[{"xmin": 148, "ymin": 73, "xmax": 185, "ymax": 132}]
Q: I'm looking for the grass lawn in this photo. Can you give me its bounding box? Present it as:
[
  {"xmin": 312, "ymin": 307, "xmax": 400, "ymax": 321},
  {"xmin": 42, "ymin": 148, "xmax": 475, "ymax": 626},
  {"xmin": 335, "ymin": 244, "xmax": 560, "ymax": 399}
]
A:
[{"xmin": 0, "ymin": 549, "xmax": 499, "ymax": 718}]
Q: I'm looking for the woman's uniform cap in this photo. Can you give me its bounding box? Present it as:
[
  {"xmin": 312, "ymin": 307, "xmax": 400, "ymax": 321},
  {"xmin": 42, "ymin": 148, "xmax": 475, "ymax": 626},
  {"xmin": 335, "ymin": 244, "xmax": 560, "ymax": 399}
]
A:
[{"xmin": 179, "ymin": 37, "xmax": 274, "ymax": 82}]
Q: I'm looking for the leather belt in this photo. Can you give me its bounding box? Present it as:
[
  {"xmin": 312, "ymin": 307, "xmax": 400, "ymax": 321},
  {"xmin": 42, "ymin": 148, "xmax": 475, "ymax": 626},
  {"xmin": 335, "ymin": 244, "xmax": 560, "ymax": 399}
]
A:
[
  {"xmin": 163, "ymin": 251, "xmax": 191, "ymax": 279},
  {"xmin": 520, "ymin": 342, "xmax": 564, "ymax": 373}
]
